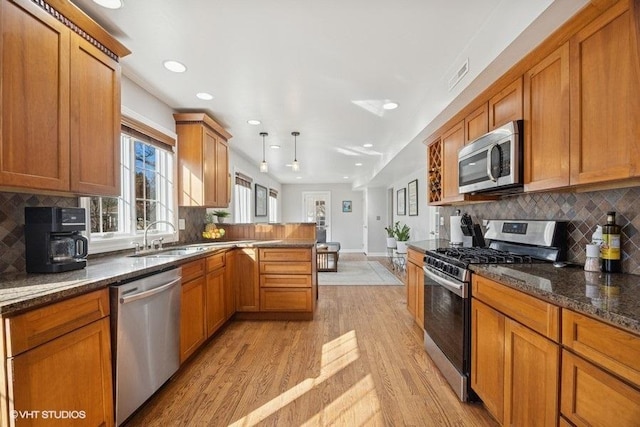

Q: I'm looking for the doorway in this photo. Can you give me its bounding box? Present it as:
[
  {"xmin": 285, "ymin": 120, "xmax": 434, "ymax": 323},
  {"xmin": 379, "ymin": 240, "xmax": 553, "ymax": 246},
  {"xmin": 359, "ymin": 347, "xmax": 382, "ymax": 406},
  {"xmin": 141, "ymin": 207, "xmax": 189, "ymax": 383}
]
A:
[{"xmin": 302, "ymin": 191, "xmax": 331, "ymax": 242}]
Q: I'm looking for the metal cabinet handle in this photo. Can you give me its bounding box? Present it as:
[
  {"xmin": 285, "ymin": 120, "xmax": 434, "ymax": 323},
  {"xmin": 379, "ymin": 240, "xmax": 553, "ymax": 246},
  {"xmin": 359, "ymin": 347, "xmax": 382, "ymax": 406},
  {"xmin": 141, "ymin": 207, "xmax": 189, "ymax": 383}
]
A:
[{"xmin": 120, "ymin": 278, "xmax": 181, "ymax": 304}]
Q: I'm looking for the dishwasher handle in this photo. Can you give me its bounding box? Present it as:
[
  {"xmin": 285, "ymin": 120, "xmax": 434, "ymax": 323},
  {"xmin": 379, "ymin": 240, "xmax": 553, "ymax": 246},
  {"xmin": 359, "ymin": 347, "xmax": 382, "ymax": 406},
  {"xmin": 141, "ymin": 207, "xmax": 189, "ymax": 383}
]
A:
[{"xmin": 120, "ymin": 277, "xmax": 181, "ymax": 305}]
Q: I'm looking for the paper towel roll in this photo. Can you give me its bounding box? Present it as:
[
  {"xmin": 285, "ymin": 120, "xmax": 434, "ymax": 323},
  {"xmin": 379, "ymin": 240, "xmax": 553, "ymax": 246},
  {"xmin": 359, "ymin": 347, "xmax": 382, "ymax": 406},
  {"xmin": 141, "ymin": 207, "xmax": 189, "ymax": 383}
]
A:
[{"xmin": 450, "ymin": 215, "xmax": 464, "ymax": 245}]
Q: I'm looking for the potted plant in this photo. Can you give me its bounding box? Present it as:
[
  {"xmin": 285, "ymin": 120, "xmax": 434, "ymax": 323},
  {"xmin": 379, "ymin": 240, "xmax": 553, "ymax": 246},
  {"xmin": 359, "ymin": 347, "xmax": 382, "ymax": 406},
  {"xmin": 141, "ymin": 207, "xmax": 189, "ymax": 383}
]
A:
[
  {"xmin": 385, "ymin": 223, "xmax": 397, "ymax": 249},
  {"xmin": 211, "ymin": 210, "xmax": 230, "ymax": 223},
  {"xmin": 394, "ymin": 222, "xmax": 410, "ymax": 254}
]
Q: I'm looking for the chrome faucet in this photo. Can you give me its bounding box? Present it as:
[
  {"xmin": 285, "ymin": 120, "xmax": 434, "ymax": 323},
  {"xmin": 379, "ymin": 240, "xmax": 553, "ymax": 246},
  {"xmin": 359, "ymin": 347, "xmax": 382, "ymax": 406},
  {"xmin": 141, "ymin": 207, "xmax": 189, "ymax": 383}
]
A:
[{"xmin": 143, "ymin": 220, "xmax": 176, "ymax": 250}]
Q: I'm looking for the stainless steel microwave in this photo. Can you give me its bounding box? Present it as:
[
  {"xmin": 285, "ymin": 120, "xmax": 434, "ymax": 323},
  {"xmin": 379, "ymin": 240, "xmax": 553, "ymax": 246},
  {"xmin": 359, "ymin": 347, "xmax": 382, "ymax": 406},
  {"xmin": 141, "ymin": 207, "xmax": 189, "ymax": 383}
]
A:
[{"xmin": 458, "ymin": 120, "xmax": 523, "ymax": 194}]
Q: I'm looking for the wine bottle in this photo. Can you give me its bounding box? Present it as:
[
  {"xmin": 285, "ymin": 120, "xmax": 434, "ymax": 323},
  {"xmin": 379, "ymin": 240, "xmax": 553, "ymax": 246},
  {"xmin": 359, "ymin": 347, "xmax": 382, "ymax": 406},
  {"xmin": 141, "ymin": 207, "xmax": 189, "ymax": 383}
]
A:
[{"xmin": 601, "ymin": 211, "xmax": 621, "ymax": 273}]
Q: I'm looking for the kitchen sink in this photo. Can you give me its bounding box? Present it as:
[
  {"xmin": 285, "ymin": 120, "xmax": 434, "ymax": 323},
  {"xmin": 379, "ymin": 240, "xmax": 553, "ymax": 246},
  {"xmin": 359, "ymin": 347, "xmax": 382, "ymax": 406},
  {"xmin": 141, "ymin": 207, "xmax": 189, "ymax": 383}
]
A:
[{"xmin": 129, "ymin": 246, "xmax": 207, "ymax": 258}]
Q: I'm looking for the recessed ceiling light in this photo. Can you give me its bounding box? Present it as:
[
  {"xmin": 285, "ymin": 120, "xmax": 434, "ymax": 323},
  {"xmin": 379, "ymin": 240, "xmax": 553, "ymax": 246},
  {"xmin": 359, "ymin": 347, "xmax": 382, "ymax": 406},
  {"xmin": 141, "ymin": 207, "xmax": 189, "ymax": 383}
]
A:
[
  {"xmin": 163, "ymin": 60, "xmax": 186, "ymax": 73},
  {"xmin": 382, "ymin": 101, "xmax": 399, "ymax": 110},
  {"xmin": 270, "ymin": 145, "xmax": 280, "ymax": 149},
  {"xmin": 247, "ymin": 119, "xmax": 261, "ymax": 125},
  {"xmin": 296, "ymin": 176, "xmax": 302, "ymax": 179},
  {"xmin": 285, "ymin": 163, "xmax": 293, "ymax": 167},
  {"xmin": 363, "ymin": 143, "xmax": 373, "ymax": 148},
  {"xmin": 355, "ymin": 162, "xmax": 363, "ymax": 166},
  {"xmin": 343, "ymin": 176, "xmax": 349, "ymax": 179},
  {"xmin": 196, "ymin": 92, "xmax": 213, "ymax": 100},
  {"xmin": 92, "ymin": 0, "xmax": 122, "ymax": 9}
]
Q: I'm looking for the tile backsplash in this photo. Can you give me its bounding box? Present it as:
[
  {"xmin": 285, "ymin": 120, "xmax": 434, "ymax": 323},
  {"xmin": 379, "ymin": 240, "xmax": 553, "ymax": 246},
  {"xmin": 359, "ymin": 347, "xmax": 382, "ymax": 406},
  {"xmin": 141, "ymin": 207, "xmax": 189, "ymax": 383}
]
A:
[
  {"xmin": 438, "ymin": 186, "xmax": 640, "ymax": 275},
  {"xmin": 0, "ymin": 192, "xmax": 78, "ymax": 274}
]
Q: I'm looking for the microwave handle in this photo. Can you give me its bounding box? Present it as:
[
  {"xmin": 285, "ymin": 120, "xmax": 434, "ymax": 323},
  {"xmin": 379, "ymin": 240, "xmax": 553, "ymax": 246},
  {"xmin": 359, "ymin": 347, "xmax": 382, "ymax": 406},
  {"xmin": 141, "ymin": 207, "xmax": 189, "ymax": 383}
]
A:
[{"xmin": 487, "ymin": 143, "xmax": 498, "ymax": 182}]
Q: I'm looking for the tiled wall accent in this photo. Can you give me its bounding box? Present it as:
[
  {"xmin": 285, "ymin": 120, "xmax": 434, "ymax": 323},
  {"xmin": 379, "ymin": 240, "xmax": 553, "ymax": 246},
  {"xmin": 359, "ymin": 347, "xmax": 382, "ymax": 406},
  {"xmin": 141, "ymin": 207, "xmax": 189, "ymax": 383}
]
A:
[
  {"xmin": 438, "ymin": 186, "xmax": 640, "ymax": 275},
  {"xmin": 0, "ymin": 192, "xmax": 78, "ymax": 274},
  {"xmin": 178, "ymin": 206, "xmax": 207, "ymax": 244}
]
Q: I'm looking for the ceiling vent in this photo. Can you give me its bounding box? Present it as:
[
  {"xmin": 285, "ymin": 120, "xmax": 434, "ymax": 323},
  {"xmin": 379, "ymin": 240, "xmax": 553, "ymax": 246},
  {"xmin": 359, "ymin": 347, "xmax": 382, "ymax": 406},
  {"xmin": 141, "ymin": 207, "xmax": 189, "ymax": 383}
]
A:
[{"xmin": 448, "ymin": 59, "xmax": 469, "ymax": 91}]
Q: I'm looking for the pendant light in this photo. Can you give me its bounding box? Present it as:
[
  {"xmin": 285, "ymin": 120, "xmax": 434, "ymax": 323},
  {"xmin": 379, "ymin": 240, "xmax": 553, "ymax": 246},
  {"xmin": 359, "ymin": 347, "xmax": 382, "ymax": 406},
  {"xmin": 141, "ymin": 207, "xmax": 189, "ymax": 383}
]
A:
[
  {"xmin": 259, "ymin": 132, "xmax": 268, "ymax": 173},
  {"xmin": 291, "ymin": 131, "xmax": 300, "ymax": 172}
]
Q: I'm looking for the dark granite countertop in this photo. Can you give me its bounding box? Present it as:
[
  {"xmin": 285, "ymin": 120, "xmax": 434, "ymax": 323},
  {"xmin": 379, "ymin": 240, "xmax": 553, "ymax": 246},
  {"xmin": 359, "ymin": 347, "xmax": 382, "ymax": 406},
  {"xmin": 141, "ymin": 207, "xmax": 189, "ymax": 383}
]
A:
[
  {"xmin": 470, "ymin": 264, "xmax": 640, "ymax": 335},
  {"xmin": 407, "ymin": 239, "xmax": 451, "ymax": 253},
  {"xmin": 0, "ymin": 239, "xmax": 316, "ymax": 316}
]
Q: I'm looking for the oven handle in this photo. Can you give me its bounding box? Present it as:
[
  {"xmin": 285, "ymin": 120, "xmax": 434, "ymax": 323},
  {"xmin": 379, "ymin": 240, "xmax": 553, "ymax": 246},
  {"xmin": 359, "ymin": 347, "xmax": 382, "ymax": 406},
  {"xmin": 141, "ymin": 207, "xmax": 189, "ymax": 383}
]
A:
[{"xmin": 423, "ymin": 266, "xmax": 465, "ymax": 298}]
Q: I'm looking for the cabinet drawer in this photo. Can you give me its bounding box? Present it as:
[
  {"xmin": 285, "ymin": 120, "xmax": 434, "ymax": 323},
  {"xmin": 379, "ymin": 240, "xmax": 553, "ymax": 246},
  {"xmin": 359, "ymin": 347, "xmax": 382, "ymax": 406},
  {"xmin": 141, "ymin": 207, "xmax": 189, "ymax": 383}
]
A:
[
  {"xmin": 562, "ymin": 309, "xmax": 640, "ymax": 387},
  {"xmin": 206, "ymin": 252, "xmax": 226, "ymax": 272},
  {"xmin": 561, "ymin": 350, "xmax": 640, "ymax": 426},
  {"xmin": 407, "ymin": 249, "xmax": 424, "ymax": 266},
  {"xmin": 181, "ymin": 258, "xmax": 206, "ymax": 282},
  {"xmin": 259, "ymin": 248, "xmax": 311, "ymax": 262},
  {"xmin": 259, "ymin": 262, "xmax": 311, "ymax": 274},
  {"xmin": 260, "ymin": 288, "xmax": 312, "ymax": 312},
  {"xmin": 260, "ymin": 274, "xmax": 312, "ymax": 288},
  {"xmin": 6, "ymin": 289, "xmax": 109, "ymax": 356},
  {"xmin": 472, "ymin": 275, "xmax": 559, "ymax": 341}
]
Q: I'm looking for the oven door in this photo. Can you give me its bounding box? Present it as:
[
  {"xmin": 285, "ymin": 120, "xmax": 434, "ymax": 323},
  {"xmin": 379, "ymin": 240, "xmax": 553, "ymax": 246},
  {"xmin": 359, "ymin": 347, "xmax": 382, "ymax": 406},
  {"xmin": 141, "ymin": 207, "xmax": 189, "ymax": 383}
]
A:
[{"xmin": 423, "ymin": 265, "xmax": 472, "ymax": 401}]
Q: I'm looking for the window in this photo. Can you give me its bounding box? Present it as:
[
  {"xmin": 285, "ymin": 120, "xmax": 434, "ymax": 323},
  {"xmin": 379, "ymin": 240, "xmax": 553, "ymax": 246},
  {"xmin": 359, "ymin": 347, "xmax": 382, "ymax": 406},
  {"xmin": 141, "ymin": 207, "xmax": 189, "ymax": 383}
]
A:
[
  {"xmin": 234, "ymin": 172, "xmax": 252, "ymax": 223},
  {"xmin": 82, "ymin": 123, "xmax": 176, "ymax": 253},
  {"xmin": 269, "ymin": 189, "xmax": 278, "ymax": 223}
]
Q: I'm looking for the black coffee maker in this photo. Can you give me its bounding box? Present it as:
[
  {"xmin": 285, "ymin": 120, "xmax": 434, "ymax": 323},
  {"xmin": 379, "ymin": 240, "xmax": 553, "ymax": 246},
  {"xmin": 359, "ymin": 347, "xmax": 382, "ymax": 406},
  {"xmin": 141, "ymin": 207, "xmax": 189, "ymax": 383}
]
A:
[{"xmin": 25, "ymin": 207, "xmax": 88, "ymax": 273}]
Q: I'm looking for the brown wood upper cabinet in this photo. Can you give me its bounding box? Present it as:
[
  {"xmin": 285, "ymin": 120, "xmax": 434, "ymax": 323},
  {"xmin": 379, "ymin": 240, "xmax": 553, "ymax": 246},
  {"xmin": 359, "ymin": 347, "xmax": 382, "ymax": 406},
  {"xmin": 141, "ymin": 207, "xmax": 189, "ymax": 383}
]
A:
[
  {"xmin": 464, "ymin": 104, "xmax": 489, "ymax": 143},
  {"xmin": 0, "ymin": 0, "xmax": 128, "ymax": 196},
  {"xmin": 175, "ymin": 113, "xmax": 231, "ymax": 207},
  {"xmin": 524, "ymin": 43, "xmax": 570, "ymax": 192},
  {"xmin": 488, "ymin": 77, "xmax": 523, "ymax": 130},
  {"xmin": 440, "ymin": 120, "xmax": 465, "ymax": 204},
  {"xmin": 569, "ymin": 0, "xmax": 640, "ymax": 186}
]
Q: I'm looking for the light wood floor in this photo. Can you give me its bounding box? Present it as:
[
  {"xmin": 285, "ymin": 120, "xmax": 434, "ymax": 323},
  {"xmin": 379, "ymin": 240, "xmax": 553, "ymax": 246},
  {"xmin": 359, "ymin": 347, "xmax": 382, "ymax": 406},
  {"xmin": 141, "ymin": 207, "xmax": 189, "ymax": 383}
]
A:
[{"xmin": 124, "ymin": 254, "xmax": 497, "ymax": 427}]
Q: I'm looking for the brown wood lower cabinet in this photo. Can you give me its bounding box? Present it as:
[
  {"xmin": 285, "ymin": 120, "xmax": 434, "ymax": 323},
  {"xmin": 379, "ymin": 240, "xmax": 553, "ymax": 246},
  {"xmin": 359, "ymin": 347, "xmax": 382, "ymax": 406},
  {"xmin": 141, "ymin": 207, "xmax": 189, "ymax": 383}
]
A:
[
  {"xmin": 234, "ymin": 248, "xmax": 260, "ymax": 312},
  {"xmin": 406, "ymin": 249, "xmax": 424, "ymax": 328},
  {"xmin": 471, "ymin": 276, "xmax": 559, "ymax": 426},
  {"xmin": 257, "ymin": 248, "xmax": 315, "ymax": 317},
  {"xmin": 3, "ymin": 289, "xmax": 113, "ymax": 427},
  {"xmin": 561, "ymin": 350, "xmax": 640, "ymax": 427},
  {"xmin": 180, "ymin": 259, "xmax": 207, "ymax": 363},
  {"xmin": 205, "ymin": 253, "xmax": 226, "ymax": 337}
]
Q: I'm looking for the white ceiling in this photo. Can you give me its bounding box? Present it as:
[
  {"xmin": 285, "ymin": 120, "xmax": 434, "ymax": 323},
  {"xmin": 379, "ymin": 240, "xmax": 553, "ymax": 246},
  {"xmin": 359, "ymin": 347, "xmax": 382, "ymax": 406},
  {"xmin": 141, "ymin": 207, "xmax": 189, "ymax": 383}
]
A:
[{"xmin": 71, "ymin": 0, "xmax": 587, "ymax": 188}]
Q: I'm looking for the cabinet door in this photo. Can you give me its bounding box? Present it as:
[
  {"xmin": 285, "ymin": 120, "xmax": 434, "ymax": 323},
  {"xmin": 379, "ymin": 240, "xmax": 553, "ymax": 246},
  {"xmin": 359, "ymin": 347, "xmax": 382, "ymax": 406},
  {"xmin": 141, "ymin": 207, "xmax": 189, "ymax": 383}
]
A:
[
  {"xmin": 10, "ymin": 318, "xmax": 113, "ymax": 427},
  {"xmin": 224, "ymin": 250, "xmax": 236, "ymax": 319},
  {"xmin": 441, "ymin": 120, "xmax": 465, "ymax": 203},
  {"xmin": 524, "ymin": 43, "xmax": 570, "ymax": 192},
  {"xmin": 570, "ymin": 1, "xmax": 640, "ymax": 185},
  {"xmin": 180, "ymin": 276, "xmax": 206, "ymax": 363},
  {"xmin": 503, "ymin": 318, "xmax": 559, "ymax": 427},
  {"xmin": 471, "ymin": 298, "xmax": 504, "ymax": 424},
  {"xmin": 0, "ymin": 0, "xmax": 70, "ymax": 191},
  {"xmin": 215, "ymin": 138, "xmax": 229, "ymax": 207},
  {"xmin": 561, "ymin": 350, "xmax": 640, "ymax": 427},
  {"xmin": 488, "ymin": 77, "xmax": 523, "ymax": 130},
  {"xmin": 203, "ymin": 129, "xmax": 218, "ymax": 207},
  {"xmin": 406, "ymin": 262, "xmax": 417, "ymax": 318},
  {"xmin": 69, "ymin": 34, "xmax": 121, "ymax": 196},
  {"xmin": 206, "ymin": 268, "xmax": 226, "ymax": 337},
  {"xmin": 465, "ymin": 104, "xmax": 488, "ymax": 143},
  {"xmin": 235, "ymin": 248, "xmax": 260, "ymax": 312},
  {"xmin": 177, "ymin": 123, "xmax": 204, "ymax": 206}
]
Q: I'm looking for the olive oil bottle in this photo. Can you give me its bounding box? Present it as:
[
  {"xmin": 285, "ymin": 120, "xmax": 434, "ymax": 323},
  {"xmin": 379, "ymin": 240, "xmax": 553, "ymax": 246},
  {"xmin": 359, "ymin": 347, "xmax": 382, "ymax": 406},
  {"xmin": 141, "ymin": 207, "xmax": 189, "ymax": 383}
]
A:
[{"xmin": 601, "ymin": 211, "xmax": 621, "ymax": 273}]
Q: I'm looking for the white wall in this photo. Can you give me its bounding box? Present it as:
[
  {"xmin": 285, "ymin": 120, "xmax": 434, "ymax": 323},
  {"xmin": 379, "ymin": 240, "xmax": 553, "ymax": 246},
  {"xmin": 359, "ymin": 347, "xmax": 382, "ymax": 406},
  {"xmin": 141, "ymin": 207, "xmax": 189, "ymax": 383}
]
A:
[
  {"xmin": 121, "ymin": 76, "xmax": 176, "ymax": 133},
  {"xmin": 387, "ymin": 166, "xmax": 437, "ymax": 243},
  {"xmin": 281, "ymin": 184, "xmax": 363, "ymax": 251},
  {"xmin": 228, "ymin": 149, "xmax": 282, "ymax": 223}
]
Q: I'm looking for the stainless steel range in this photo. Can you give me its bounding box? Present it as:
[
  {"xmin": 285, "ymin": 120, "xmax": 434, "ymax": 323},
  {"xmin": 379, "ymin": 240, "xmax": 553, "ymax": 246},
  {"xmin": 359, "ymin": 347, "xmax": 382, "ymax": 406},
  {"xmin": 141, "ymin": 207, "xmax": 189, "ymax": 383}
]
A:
[{"xmin": 422, "ymin": 219, "xmax": 567, "ymax": 401}]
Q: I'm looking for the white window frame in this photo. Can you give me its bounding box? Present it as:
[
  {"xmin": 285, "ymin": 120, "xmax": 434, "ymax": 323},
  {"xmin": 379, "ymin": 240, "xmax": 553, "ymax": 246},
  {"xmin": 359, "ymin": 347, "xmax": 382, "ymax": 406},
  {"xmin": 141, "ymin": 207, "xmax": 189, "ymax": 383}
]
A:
[
  {"xmin": 268, "ymin": 190, "xmax": 278, "ymax": 223},
  {"xmin": 80, "ymin": 121, "xmax": 178, "ymax": 254},
  {"xmin": 234, "ymin": 178, "xmax": 252, "ymax": 224}
]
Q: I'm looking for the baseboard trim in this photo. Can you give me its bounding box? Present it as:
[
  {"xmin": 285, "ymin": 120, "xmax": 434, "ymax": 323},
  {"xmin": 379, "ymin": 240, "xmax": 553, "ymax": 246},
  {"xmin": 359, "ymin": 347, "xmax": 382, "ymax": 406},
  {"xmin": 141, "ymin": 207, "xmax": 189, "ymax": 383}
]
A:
[{"xmin": 365, "ymin": 252, "xmax": 390, "ymax": 257}]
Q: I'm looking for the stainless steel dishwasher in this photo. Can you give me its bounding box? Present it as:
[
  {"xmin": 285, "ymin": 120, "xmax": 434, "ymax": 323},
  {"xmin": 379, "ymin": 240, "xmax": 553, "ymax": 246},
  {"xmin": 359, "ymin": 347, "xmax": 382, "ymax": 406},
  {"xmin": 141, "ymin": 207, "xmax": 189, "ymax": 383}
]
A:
[{"xmin": 111, "ymin": 267, "xmax": 181, "ymax": 425}]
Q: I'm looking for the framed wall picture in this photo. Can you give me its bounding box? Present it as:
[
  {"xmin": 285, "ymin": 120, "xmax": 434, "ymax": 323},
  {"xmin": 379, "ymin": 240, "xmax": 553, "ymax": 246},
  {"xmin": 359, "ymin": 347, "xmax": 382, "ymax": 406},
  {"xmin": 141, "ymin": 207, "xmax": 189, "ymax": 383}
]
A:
[
  {"xmin": 397, "ymin": 188, "xmax": 406, "ymax": 216},
  {"xmin": 408, "ymin": 179, "xmax": 418, "ymax": 216},
  {"xmin": 342, "ymin": 200, "xmax": 352, "ymax": 212},
  {"xmin": 255, "ymin": 184, "xmax": 268, "ymax": 217}
]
